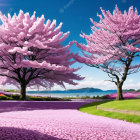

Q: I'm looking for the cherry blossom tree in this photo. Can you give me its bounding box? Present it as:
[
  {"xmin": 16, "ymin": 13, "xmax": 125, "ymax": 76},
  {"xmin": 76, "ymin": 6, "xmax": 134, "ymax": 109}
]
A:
[
  {"xmin": 75, "ymin": 6, "xmax": 140, "ymax": 100},
  {"xmin": 0, "ymin": 10, "xmax": 83, "ymax": 100}
]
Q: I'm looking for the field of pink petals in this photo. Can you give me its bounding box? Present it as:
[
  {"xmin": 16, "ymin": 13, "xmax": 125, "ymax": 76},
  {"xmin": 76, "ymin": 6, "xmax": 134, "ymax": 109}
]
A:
[
  {"xmin": 106, "ymin": 92, "xmax": 140, "ymax": 99},
  {"xmin": 0, "ymin": 100, "xmax": 140, "ymax": 140}
]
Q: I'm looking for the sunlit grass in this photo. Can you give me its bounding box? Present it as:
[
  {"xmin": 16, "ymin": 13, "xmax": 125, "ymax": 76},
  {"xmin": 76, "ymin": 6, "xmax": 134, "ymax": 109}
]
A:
[
  {"xmin": 79, "ymin": 100, "xmax": 140, "ymax": 123},
  {"xmin": 98, "ymin": 99, "xmax": 140, "ymax": 111}
]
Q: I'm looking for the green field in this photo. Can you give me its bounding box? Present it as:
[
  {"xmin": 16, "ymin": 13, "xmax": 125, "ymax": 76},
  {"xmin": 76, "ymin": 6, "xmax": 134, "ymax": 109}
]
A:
[
  {"xmin": 79, "ymin": 100, "xmax": 140, "ymax": 123},
  {"xmin": 98, "ymin": 99, "xmax": 140, "ymax": 111}
]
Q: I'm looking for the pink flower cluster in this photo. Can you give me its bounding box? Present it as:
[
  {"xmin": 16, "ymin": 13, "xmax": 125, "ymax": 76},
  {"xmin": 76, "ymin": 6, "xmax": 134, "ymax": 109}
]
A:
[
  {"xmin": 107, "ymin": 92, "xmax": 140, "ymax": 99},
  {"xmin": 0, "ymin": 10, "xmax": 83, "ymax": 89},
  {"xmin": 74, "ymin": 6, "xmax": 140, "ymax": 68},
  {"xmin": 0, "ymin": 101, "xmax": 140, "ymax": 139}
]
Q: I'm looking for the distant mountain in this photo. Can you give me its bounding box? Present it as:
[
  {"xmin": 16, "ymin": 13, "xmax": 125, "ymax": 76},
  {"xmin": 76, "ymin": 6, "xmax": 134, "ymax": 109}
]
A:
[{"xmin": 28, "ymin": 88, "xmax": 117, "ymax": 94}]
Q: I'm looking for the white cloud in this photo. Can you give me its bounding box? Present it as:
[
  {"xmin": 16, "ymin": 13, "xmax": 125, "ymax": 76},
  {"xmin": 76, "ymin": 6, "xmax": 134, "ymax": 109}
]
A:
[
  {"xmin": 123, "ymin": 82, "xmax": 140, "ymax": 90},
  {"xmin": 50, "ymin": 77, "xmax": 140, "ymax": 91},
  {"xmin": 128, "ymin": 79, "xmax": 134, "ymax": 83},
  {"xmin": 49, "ymin": 76, "xmax": 116, "ymax": 91},
  {"xmin": 0, "ymin": 77, "xmax": 139, "ymax": 92},
  {"xmin": 0, "ymin": 84, "xmax": 17, "ymax": 90}
]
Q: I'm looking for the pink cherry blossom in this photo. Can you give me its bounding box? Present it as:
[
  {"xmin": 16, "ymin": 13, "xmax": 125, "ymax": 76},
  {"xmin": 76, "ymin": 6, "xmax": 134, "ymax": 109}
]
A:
[
  {"xmin": 0, "ymin": 10, "xmax": 83, "ymax": 100},
  {"xmin": 74, "ymin": 6, "xmax": 140, "ymax": 100},
  {"xmin": 107, "ymin": 92, "xmax": 140, "ymax": 99}
]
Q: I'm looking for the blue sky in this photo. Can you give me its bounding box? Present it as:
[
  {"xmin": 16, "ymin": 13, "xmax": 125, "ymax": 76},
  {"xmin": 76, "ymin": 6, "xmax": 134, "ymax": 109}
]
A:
[{"xmin": 0, "ymin": 0, "xmax": 140, "ymax": 90}]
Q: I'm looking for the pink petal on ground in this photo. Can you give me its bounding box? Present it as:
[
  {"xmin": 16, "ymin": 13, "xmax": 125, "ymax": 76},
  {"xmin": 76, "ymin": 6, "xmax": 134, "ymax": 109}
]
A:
[{"xmin": 0, "ymin": 100, "xmax": 139, "ymax": 140}]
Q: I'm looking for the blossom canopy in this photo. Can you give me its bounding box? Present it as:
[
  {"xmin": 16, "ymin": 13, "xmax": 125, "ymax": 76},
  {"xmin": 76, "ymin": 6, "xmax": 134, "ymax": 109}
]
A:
[
  {"xmin": 74, "ymin": 6, "xmax": 140, "ymax": 100},
  {"xmin": 0, "ymin": 10, "xmax": 83, "ymax": 99}
]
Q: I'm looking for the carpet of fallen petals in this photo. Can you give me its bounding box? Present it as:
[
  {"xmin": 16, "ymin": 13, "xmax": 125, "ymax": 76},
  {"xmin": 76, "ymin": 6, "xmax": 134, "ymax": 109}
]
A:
[
  {"xmin": 107, "ymin": 92, "xmax": 140, "ymax": 99},
  {"xmin": 0, "ymin": 100, "xmax": 140, "ymax": 140}
]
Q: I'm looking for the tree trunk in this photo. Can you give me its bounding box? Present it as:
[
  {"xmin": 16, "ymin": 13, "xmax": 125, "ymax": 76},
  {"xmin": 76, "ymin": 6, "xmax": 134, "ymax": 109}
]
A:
[
  {"xmin": 116, "ymin": 84, "xmax": 124, "ymax": 100},
  {"xmin": 20, "ymin": 83, "xmax": 26, "ymax": 100}
]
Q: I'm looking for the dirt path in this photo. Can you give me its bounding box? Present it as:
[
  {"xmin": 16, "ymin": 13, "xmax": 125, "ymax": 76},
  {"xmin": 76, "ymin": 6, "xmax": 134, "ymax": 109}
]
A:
[{"xmin": 97, "ymin": 106, "xmax": 140, "ymax": 116}]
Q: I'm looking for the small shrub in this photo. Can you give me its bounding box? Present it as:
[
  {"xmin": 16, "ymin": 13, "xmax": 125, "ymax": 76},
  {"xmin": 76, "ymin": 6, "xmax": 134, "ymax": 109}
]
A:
[
  {"xmin": 81, "ymin": 96, "xmax": 91, "ymax": 99},
  {"xmin": 26, "ymin": 96, "xmax": 62, "ymax": 101},
  {"xmin": 61, "ymin": 97, "xmax": 71, "ymax": 101},
  {"xmin": 10, "ymin": 94, "xmax": 20, "ymax": 100},
  {"xmin": 136, "ymin": 89, "xmax": 140, "ymax": 92},
  {"xmin": 27, "ymin": 96, "xmax": 43, "ymax": 101},
  {"xmin": 0, "ymin": 93, "xmax": 71, "ymax": 101},
  {"xmin": 92, "ymin": 95, "xmax": 100, "ymax": 99},
  {"xmin": 0, "ymin": 95, "xmax": 13, "ymax": 100},
  {"xmin": 100, "ymin": 95, "xmax": 108, "ymax": 99},
  {"xmin": 136, "ymin": 95, "xmax": 140, "ymax": 99},
  {"xmin": 4, "ymin": 89, "xmax": 19, "ymax": 93}
]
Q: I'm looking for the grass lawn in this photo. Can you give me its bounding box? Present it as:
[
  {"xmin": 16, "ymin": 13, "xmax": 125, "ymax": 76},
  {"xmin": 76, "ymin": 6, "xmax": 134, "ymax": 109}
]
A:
[
  {"xmin": 79, "ymin": 100, "xmax": 140, "ymax": 124},
  {"xmin": 98, "ymin": 99, "xmax": 140, "ymax": 111}
]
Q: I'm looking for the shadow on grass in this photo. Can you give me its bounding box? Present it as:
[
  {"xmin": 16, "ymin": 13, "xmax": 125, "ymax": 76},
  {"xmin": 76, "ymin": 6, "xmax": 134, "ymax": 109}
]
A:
[{"xmin": 0, "ymin": 126, "xmax": 63, "ymax": 140}]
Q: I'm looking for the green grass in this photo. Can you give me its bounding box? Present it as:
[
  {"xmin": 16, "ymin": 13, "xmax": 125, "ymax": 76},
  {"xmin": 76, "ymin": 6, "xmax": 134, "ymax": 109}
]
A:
[
  {"xmin": 98, "ymin": 99, "xmax": 140, "ymax": 111},
  {"xmin": 4, "ymin": 89, "xmax": 19, "ymax": 93},
  {"xmin": 0, "ymin": 94, "xmax": 71, "ymax": 101},
  {"xmin": 79, "ymin": 100, "xmax": 140, "ymax": 123}
]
